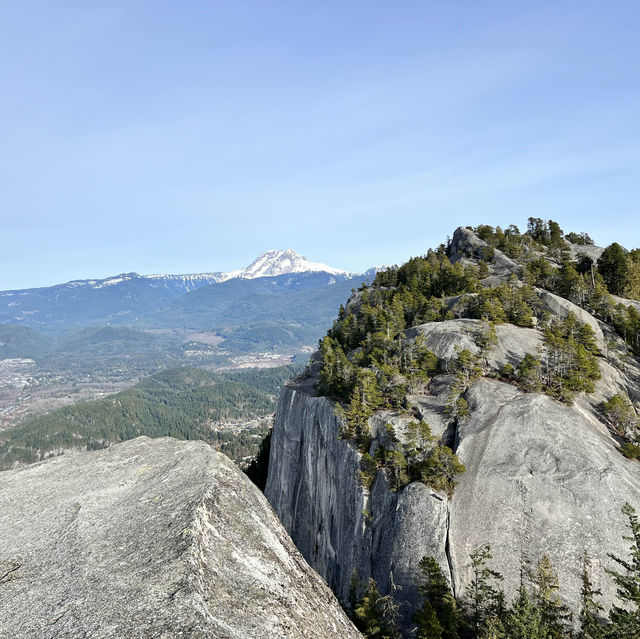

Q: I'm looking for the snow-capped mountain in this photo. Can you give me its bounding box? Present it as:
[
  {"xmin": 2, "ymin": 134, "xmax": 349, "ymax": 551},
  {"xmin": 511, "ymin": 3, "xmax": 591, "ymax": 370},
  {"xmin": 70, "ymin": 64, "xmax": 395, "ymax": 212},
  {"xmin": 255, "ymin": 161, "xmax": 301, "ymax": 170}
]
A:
[
  {"xmin": 217, "ymin": 249, "xmax": 350, "ymax": 281},
  {"xmin": 0, "ymin": 250, "xmax": 362, "ymax": 329}
]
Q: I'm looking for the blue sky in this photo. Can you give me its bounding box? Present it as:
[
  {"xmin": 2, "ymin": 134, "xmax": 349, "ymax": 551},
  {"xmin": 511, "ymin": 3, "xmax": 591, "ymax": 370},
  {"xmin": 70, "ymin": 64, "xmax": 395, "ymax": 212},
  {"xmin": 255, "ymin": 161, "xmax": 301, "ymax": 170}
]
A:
[{"xmin": 1, "ymin": 1, "xmax": 639, "ymax": 290}]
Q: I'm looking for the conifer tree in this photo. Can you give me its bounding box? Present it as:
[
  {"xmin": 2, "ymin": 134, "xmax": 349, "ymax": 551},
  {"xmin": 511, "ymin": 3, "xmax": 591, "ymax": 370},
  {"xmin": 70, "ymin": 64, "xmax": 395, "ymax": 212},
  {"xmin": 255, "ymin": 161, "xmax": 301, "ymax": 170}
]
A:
[
  {"xmin": 414, "ymin": 600, "xmax": 444, "ymax": 639},
  {"xmin": 598, "ymin": 243, "xmax": 629, "ymax": 296},
  {"xmin": 416, "ymin": 556, "xmax": 459, "ymax": 639},
  {"xmin": 503, "ymin": 585, "xmax": 547, "ymax": 639},
  {"xmin": 531, "ymin": 555, "xmax": 570, "ymax": 638},
  {"xmin": 352, "ymin": 578, "xmax": 401, "ymax": 639},
  {"xmin": 578, "ymin": 552, "xmax": 604, "ymax": 639},
  {"xmin": 607, "ymin": 502, "xmax": 640, "ymax": 636},
  {"xmin": 465, "ymin": 545, "xmax": 505, "ymax": 636}
]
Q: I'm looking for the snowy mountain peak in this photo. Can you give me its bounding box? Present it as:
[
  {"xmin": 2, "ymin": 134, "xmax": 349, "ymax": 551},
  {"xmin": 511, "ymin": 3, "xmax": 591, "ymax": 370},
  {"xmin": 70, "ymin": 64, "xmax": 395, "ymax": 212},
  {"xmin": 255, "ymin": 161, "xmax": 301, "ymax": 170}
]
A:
[{"xmin": 220, "ymin": 249, "xmax": 349, "ymax": 281}]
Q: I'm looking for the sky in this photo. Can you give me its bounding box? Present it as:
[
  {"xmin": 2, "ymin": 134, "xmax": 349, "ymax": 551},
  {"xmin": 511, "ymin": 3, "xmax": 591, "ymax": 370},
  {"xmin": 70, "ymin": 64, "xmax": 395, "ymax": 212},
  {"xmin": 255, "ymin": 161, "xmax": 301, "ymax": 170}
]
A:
[{"xmin": 1, "ymin": 1, "xmax": 639, "ymax": 290}]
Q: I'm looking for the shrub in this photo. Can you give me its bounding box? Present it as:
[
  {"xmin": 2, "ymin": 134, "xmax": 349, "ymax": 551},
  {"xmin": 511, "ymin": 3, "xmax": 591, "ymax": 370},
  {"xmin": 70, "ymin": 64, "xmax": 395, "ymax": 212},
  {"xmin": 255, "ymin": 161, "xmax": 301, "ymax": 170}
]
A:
[{"xmin": 620, "ymin": 442, "xmax": 640, "ymax": 460}]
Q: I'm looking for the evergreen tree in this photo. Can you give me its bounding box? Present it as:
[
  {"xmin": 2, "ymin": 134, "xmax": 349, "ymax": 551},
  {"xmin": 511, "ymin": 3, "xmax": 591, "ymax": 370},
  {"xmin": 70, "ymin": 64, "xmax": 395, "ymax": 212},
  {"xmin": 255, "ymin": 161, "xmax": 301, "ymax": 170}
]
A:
[
  {"xmin": 607, "ymin": 503, "xmax": 640, "ymax": 636},
  {"xmin": 417, "ymin": 556, "xmax": 460, "ymax": 639},
  {"xmin": 531, "ymin": 555, "xmax": 571, "ymax": 638},
  {"xmin": 597, "ymin": 243, "xmax": 629, "ymax": 296},
  {"xmin": 479, "ymin": 616, "xmax": 506, "ymax": 639},
  {"xmin": 352, "ymin": 578, "xmax": 401, "ymax": 639},
  {"xmin": 415, "ymin": 600, "xmax": 444, "ymax": 639},
  {"xmin": 517, "ymin": 353, "xmax": 543, "ymax": 392},
  {"xmin": 465, "ymin": 545, "xmax": 505, "ymax": 636},
  {"xmin": 601, "ymin": 394, "xmax": 637, "ymax": 436},
  {"xmin": 503, "ymin": 585, "xmax": 547, "ymax": 639},
  {"xmin": 578, "ymin": 552, "xmax": 604, "ymax": 639}
]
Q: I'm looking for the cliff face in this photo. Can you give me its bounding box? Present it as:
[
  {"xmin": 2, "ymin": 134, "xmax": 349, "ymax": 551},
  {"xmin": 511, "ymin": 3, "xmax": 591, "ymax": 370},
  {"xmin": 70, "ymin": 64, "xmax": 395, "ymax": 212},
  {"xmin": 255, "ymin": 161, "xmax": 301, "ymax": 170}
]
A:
[
  {"xmin": 266, "ymin": 305, "xmax": 640, "ymax": 620},
  {"xmin": 265, "ymin": 381, "xmax": 450, "ymax": 615},
  {"xmin": 0, "ymin": 437, "xmax": 361, "ymax": 639}
]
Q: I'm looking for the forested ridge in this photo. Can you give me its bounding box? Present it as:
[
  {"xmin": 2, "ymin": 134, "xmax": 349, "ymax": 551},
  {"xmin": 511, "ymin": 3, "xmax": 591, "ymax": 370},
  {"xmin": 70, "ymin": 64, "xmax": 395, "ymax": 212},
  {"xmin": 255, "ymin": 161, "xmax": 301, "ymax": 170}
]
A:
[
  {"xmin": 0, "ymin": 365, "xmax": 298, "ymax": 469},
  {"xmin": 315, "ymin": 219, "xmax": 639, "ymax": 490},
  {"xmin": 308, "ymin": 219, "xmax": 640, "ymax": 637}
]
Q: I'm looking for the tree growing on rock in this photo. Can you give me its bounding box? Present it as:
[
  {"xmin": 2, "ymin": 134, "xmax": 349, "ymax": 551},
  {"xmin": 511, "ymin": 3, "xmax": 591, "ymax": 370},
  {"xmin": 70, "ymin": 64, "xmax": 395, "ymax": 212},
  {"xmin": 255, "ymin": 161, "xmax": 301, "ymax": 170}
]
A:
[
  {"xmin": 607, "ymin": 502, "xmax": 640, "ymax": 636},
  {"xmin": 577, "ymin": 552, "xmax": 604, "ymax": 639},
  {"xmin": 601, "ymin": 393, "xmax": 638, "ymax": 436},
  {"xmin": 597, "ymin": 243, "xmax": 629, "ymax": 296},
  {"xmin": 530, "ymin": 555, "xmax": 571, "ymax": 638},
  {"xmin": 351, "ymin": 577, "xmax": 401, "ymax": 639}
]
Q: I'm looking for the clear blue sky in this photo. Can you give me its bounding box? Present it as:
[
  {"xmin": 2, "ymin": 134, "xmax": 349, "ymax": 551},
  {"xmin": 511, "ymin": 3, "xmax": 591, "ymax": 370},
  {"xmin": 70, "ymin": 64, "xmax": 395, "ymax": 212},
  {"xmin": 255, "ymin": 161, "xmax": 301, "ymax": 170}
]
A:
[{"xmin": 1, "ymin": 1, "xmax": 639, "ymax": 290}]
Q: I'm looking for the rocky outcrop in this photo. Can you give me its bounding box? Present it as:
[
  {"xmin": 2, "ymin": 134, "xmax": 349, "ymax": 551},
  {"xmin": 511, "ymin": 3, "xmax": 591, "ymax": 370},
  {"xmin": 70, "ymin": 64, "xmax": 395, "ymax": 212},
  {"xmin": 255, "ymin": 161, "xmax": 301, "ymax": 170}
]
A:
[
  {"xmin": 266, "ymin": 317, "xmax": 640, "ymax": 622},
  {"xmin": 0, "ymin": 437, "xmax": 361, "ymax": 639},
  {"xmin": 449, "ymin": 227, "xmax": 519, "ymax": 279},
  {"xmin": 450, "ymin": 378, "xmax": 640, "ymax": 612}
]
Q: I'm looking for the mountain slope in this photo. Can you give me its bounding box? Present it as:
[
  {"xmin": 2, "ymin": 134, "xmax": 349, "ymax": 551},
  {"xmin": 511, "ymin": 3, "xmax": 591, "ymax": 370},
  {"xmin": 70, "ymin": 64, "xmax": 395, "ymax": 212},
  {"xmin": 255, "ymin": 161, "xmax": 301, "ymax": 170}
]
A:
[
  {"xmin": 142, "ymin": 271, "xmax": 369, "ymax": 352},
  {"xmin": 0, "ymin": 272, "xmax": 217, "ymax": 328},
  {"xmin": 0, "ymin": 325, "xmax": 52, "ymax": 360},
  {"xmin": 221, "ymin": 248, "xmax": 350, "ymax": 280},
  {"xmin": 0, "ymin": 365, "xmax": 296, "ymax": 469}
]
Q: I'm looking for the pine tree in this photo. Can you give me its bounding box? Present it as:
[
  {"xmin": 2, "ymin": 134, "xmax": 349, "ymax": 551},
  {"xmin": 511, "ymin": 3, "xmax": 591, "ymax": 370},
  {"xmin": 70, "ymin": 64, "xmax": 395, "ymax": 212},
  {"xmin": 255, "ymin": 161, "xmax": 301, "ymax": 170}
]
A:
[
  {"xmin": 597, "ymin": 243, "xmax": 629, "ymax": 296},
  {"xmin": 352, "ymin": 578, "xmax": 401, "ymax": 639},
  {"xmin": 607, "ymin": 502, "xmax": 640, "ymax": 636},
  {"xmin": 578, "ymin": 552, "xmax": 604, "ymax": 639},
  {"xmin": 531, "ymin": 555, "xmax": 570, "ymax": 639},
  {"xmin": 479, "ymin": 616, "xmax": 506, "ymax": 639},
  {"xmin": 416, "ymin": 556, "xmax": 459, "ymax": 639},
  {"xmin": 503, "ymin": 585, "xmax": 547, "ymax": 639},
  {"xmin": 531, "ymin": 555, "xmax": 571, "ymax": 638},
  {"xmin": 414, "ymin": 600, "xmax": 444, "ymax": 639},
  {"xmin": 465, "ymin": 544, "xmax": 505, "ymax": 636}
]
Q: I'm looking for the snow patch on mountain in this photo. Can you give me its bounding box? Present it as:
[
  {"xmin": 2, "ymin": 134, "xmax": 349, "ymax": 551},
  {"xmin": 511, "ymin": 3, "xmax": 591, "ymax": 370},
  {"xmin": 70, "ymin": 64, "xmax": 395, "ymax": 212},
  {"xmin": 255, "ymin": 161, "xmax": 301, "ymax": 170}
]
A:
[{"xmin": 219, "ymin": 249, "xmax": 350, "ymax": 281}]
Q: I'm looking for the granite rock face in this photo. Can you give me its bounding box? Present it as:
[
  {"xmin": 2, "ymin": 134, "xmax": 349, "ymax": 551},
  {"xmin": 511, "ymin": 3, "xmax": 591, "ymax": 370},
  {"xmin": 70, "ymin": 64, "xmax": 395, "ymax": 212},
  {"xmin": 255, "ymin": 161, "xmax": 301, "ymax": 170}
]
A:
[
  {"xmin": 266, "ymin": 314, "xmax": 640, "ymax": 621},
  {"xmin": 449, "ymin": 226, "xmax": 519, "ymax": 279},
  {"xmin": 0, "ymin": 437, "xmax": 361, "ymax": 639},
  {"xmin": 265, "ymin": 382, "xmax": 449, "ymax": 621}
]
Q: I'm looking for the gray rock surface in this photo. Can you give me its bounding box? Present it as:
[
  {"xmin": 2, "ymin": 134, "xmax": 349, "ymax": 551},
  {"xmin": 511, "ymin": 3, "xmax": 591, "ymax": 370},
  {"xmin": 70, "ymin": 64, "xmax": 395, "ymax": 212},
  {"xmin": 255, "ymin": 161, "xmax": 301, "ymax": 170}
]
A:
[
  {"xmin": 408, "ymin": 319, "xmax": 542, "ymax": 370},
  {"xmin": 450, "ymin": 378, "xmax": 640, "ymax": 613},
  {"xmin": 568, "ymin": 242, "xmax": 604, "ymax": 262},
  {"xmin": 0, "ymin": 437, "xmax": 361, "ymax": 639},
  {"xmin": 449, "ymin": 227, "xmax": 519, "ymax": 279},
  {"xmin": 266, "ymin": 317, "xmax": 640, "ymax": 621},
  {"xmin": 265, "ymin": 384, "xmax": 450, "ymax": 623},
  {"xmin": 537, "ymin": 289, "xmax": 605, "ymax": 341}
]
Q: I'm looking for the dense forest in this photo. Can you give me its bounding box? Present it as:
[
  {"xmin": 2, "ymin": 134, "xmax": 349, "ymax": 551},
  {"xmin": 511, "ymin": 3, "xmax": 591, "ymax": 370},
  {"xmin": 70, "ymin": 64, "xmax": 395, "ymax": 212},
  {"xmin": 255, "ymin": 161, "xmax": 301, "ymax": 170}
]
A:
[
  {"xmin": 347, "ymin": 503, "xmax": 640, "ymax": 638},
  {"xmin": 0, "ymin": 365, "xmax": 298, "ymax": 469}
]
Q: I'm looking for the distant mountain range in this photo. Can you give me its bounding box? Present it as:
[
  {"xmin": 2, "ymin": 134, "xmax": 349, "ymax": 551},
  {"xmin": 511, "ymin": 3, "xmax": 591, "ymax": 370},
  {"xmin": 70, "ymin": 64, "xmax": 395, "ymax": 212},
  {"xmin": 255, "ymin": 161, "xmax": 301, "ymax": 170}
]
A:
[{"xmin": 0, "ymin": 249, "xmax": 373, "ymax": 331}]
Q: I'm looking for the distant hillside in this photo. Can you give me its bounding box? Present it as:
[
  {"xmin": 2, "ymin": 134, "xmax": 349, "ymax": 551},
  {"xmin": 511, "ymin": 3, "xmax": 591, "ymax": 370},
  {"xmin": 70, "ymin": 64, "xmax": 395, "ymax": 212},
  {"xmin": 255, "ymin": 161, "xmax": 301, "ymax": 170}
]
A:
[
  {"xmin": 0, "ymin": 272, "xmax": 221, "ymax": 329},
  {"xmin": 0, "ymin": 324, "xmax": 52, "ymax": 360},
  {"xmin": 0, "ymin": 365, "xmax": 298, "ymax": 469},
  {"xmin": 146, "ymin": 271, "xmax": 366, "ymax": 352}
]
